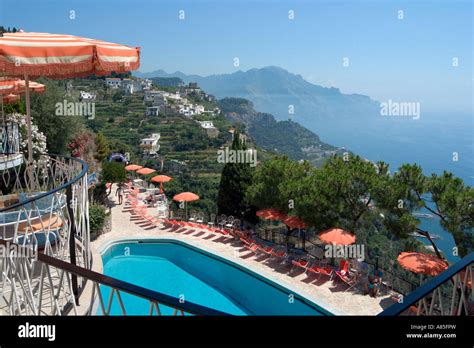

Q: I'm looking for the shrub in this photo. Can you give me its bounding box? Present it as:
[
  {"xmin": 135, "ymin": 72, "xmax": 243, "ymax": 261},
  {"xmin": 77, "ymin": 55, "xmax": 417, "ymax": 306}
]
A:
[{"xmin": 89, "ymin": 203, "xmax": 109, "ymax": 237}]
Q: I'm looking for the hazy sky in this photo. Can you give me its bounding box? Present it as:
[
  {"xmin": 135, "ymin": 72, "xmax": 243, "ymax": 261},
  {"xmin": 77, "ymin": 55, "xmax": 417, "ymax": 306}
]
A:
[{"xmin": 1, "ymin": 0, "xmax": 472, "ymax": 112}]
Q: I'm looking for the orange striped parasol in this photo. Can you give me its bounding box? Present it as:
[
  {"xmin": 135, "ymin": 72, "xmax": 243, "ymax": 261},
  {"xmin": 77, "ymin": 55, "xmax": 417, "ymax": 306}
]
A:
[
  {"xmin": 0, "ymin": 78, "xmax": 45, "ymax": 95},
  {"xmin": 0, "ymin": 31, "xmax": 140, "ymax": 170},
  {"xmin": 2, "ymin": 93, "xmax": 20, "ymax": 104},
  {"xmin": 0, "ymin": 32, "xmax": 140, "ymax": 78}
]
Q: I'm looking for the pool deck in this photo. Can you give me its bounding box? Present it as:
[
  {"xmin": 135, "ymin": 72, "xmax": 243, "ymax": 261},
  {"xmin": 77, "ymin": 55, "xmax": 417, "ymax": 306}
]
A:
[{"xmin": 92, "ymin": 191, "xmax": 398, "ymax": 316}]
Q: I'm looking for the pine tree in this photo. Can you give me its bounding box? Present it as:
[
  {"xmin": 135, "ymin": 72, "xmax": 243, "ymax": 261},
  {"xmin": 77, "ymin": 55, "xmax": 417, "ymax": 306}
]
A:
[
  {"xmin": 217, "ymin": 132, "xmax": 256, "ymax": 222},
  {"xmin": 95, "ymin": 132, "xmax": 110, "ymax": 162}
]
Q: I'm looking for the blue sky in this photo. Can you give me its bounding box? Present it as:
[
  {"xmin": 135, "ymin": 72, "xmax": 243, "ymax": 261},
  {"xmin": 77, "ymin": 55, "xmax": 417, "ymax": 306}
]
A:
[{"xmin": 1, "ymin": 0, "xmax": 472, "ymax": 112}]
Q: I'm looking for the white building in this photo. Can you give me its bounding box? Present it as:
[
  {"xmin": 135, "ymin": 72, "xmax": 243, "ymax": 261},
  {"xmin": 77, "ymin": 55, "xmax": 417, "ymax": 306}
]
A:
[
  {"xmin": 194, "ymin": 105, "xmax": 205, "ymax": 114},
  {"xmin": 197, "ymin": 121, "xmax": 215, "ymax": 129},
  {"xmin": 152, "ymin": 95, "xmax": 167, "ymax": 106},
  {"xmin": 141, "ymin": 79, "xmax": 152, "ymax": 90},
  {"xmin": 197, "ymin": 121, "xmax": 219, "ymax": 138},
  {"xmin": 144, "ymin": 90, "xmax": 162, "ymax": 102},
  {"xmin": 145, "ymin": 106, "xmax": 160, "ymax": 116},
  {"xmin": 121, "ymin": 78, "xmax": 134, "ymax": 94},
  {"xmin": 166, "ymin": 91, "xmax": 181, "ymax": 102},
  {"xmin": 105, "ymin": 78, "xmax": 122, "ymax": 88},
  {"xmin": 140, "ymin": 133, "xmax": 161, "ymax": 155}
]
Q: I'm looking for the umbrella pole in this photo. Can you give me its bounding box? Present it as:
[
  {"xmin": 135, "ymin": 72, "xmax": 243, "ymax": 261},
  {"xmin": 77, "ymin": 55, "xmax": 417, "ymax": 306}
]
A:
[{"xmin": 24, "ymin": 74, "xmax": 34, "ymax": 189}]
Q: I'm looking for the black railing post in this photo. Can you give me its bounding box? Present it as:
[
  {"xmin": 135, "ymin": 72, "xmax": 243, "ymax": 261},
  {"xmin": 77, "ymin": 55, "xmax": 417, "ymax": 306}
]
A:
[{"xmin": 66, "ymin": 185, "xmax": 79, "ymax": 305}]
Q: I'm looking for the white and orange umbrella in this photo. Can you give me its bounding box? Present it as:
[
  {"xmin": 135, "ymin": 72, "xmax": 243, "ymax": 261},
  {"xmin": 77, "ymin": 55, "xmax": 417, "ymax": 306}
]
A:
[
  {"xmin": 0, "ymin": 32, "xmax": 140, "ymax": 77},
  {"xmin": 0, "ymin": 78, "xmax": 46, "ymax": 95},
  {"xmin": 2, "ymin": 93, "xmax": 20, "ymax": 104},
  {"xmin": 0, "ymin": 31, "xmax": 140, "ymax": 167}
]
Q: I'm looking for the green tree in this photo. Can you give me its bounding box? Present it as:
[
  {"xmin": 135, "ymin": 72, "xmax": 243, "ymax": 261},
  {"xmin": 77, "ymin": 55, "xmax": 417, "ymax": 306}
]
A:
[
  {"xmin": 29, "ymin": 79, "xmax": 83, "ymax": 153},
  {"xmin": 245, "ymin": 155, "xmax": 311, "ymax": 248},
  {"xmin": 296, "ymin": 155, "xmax": 388, "ymax": 231},
  {"xmin": 101, "ymin": 161, "xmax": 126, "ymax": 194},
  {"xmin": 217, "ymin": 132, "xmax": 256, "ymax": 221},
  {"xmin": 95, "ymin": 132, "xmax": 110, "ymax": 162},
  {"xmin": 379, "ymin": 165, "xmax": 474, "ymax": 258}
]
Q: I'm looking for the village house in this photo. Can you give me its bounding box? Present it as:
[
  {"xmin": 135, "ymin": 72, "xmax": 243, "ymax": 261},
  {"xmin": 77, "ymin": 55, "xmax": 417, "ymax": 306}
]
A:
[
  {"xmin": 152, "ymin": 95, "xmax": 167, "ymax": 106},
  {"xmin": 105, "ymin": 78, "xmax": 121, "ymax": 88},
  {"xmin": 145, "ymin": 106, "xmax": 160, "ymax": 116},
  {"xmin": 166, "ymin": 91, "xmax": 181, "ymax": 102},
  {"xmin": 144, "ymin": 90, "xmax": 162, "ymax": 102},
  {"xmin": 139, "ymin": 133, "xmax": 161, "ymax": 156},
  {"xmin": 197, "ymin": 120, "xmax": 219, "ymax": 138}
]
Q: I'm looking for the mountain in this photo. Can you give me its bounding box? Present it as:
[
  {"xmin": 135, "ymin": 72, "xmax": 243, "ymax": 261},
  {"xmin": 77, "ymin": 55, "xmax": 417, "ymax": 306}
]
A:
[
  {"xmin": 218, "ymin": 97, "xmax": 345, "ymax": 166},
  {"xmin": 134, "ymin": 66, "xmax": 381, "ymax": 148}
]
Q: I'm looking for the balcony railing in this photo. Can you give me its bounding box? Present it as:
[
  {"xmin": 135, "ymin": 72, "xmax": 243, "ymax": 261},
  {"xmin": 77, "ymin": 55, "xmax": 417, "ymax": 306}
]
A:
[
  {"xmin": 379, "ymin": 253, "xmax": 473, "ymax": 316},
  {"xmin": 0, "ymin": 122, "xmax": 20, "ymax": 155},
  {"xmin": 0, "ymin": 154, "xmax": 230, "ymax": 316},
  {"xmin": 0, "ymin": 239, "xmax": 229, "ymax": 316},
  {"xmin": 0, "ymin": 154, "xmax": 91, "ymax": 314}
]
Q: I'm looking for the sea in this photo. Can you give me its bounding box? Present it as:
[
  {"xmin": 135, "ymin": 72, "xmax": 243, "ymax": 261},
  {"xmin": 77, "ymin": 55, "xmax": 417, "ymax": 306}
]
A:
[{"xmin": 315, "ymin": 112, "xmax": 473, "ymax": 263}]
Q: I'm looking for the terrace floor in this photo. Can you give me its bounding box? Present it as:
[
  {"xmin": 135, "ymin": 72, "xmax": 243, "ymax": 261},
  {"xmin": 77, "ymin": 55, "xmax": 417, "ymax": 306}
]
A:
[{"xmin": 92, "ymin": 189, "xmax": 399, "ymax": 315}]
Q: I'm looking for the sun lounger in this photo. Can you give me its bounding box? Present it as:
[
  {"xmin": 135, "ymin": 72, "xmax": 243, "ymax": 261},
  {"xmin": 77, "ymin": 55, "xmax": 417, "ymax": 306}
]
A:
[
  {"xmin": 291, "ymin": 259, "xmax": 310, "ymax": 271},
  {"xmin": 335, "ymin": 270, "xmax": 359, "ymax": 292},
  {"xmin": 270, "ymin": 249, "xmax": 288, "ymax": 259},
  {"xmin": 259, "ymin": 245, "xmax": 273, "ymax": 255},
  {"xmin": 307, "ymin": 263, "xmax": 334, "ymax": 280}
]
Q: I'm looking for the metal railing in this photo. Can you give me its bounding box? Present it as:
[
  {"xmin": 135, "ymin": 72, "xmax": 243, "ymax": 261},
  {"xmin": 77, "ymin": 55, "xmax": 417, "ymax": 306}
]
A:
[
  {"xmin": 379, "ymin": 253, "xmax": 473, "ymax": 316},
  {"xmin": 1, "ymin": 154, "xmax": 91, "ymax": 313},
  {"xmin": 257, "ymin": 225, "xmax": 418, "ymax": 295},
  {"xmin": 0, "ymin": 239, "xmax": 229, "ymax": 316}
]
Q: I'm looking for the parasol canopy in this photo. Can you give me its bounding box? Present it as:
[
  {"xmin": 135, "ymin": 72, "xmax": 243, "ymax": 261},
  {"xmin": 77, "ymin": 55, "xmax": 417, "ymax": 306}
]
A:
[
  {"xmin": 151, "ymin": 175, "xmax": 172, "ymax": 193},
  {"xmin": 0, "ymin": 78, "xmax": 45, "ymax": 95},
  {"xmin": 0, "ymin": 31, "xmax": 140, "ymax": 171},
  {"xmin": 151, "ymin": 175, "xmax": 172, "ymax": 183},
  {"xmin": 318, "ymin": 227, "xmax": 356, "ymax": 245},
  {"xmin": 2, "ymin": 93, "xmax": 20, "ymax": 104},
  {"xmin": 397, "ymin": 251, "xmax": 448, "ymax": 276},
  {"xmin": 173, "ymin": 192, "xmax": 200, "ymax": 202},
  {"xmin": 125, "ymin": 164, "xmax": 143, "ymax": 172},
  {"xmin": 173, "ymin": 192, "xmax": 199, "ymax": 219},
  {"xmin": 0, "ymin": 32, "xmax": 140, "ymax": 77},
  {"xmin": 136, "ymin": 167, "xmax": 156, "ymax": 175},
  {"xmin": 256, "ymin": 208, "xmax": 287, "ymax": 221}
]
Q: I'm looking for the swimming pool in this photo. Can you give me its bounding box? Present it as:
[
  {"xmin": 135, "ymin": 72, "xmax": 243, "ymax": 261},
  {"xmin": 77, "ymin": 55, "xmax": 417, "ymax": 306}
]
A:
[{"xmin": 100, "ymin": 240, "xmax": 332, "ymax": 315}]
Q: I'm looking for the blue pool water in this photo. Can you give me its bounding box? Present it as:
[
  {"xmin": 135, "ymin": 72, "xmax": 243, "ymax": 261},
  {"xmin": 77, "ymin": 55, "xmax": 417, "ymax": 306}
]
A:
[{"xmin": 100, "ymin": 240, "xmax": 331, "ymax": 315}]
